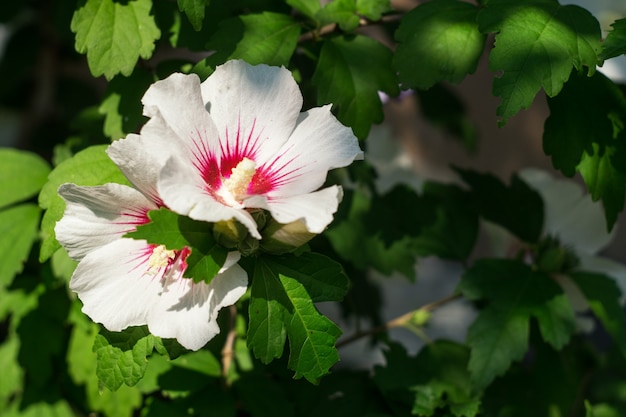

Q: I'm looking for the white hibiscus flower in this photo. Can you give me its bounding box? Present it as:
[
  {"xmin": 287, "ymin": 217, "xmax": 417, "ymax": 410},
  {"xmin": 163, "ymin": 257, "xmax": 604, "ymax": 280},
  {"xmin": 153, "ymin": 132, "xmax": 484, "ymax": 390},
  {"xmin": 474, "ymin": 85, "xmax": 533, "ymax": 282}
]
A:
[
  {"xmin": 55, "ymin": 137, "xmax": 248, "ymax": 351},
  {"xmin": 138, "ymin": 59, "xmax": 363, "ymax": 240}
]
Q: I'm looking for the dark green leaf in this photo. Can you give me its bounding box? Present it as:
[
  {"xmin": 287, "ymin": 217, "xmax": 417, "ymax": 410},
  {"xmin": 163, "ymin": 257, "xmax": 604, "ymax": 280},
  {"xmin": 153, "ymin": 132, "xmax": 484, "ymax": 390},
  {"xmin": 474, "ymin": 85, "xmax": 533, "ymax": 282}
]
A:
[
  {"xmin": 193, "ymin": 12, "xmax": 300, "ymax": 79},
  {"xmin": 478, "ymin": 0, "xmax": 602, "ymax": 124},
  {"xmin": 248, "ymin": 253, "xmax": 347, "ymax": 383},
  {"xmin": 455, "ymin": 168, "xmax": 544, "ymax": 243},
  {"xmin": 177, "ymin": 0, "xmax": 207, "ymax": 31},
  {"xmin": 38, "ymin": 145, "xmax": 130, "ymax": 262},
  {"xmin": 287, "ymin": 0, "xmax": 321, "ymax": 19},
  {"xmin": 0, "ymin": 148, "xmax": 50, "ymax": 209},
  {"xmin": 71, "ymin": 0, "xmax": 161, "ymax": 79},
  {"xmin": 313, "ymin": 35, "xmax": 399, "ymax": 139},
  {"xmin": 544, "ymin": 71, "xmax": 626, "ymax": 230},
  {"xmin": 569, "ymin": 271, "xmax": 626, "ymax": 355},
  {"xmin": 125, "ymin": 208, "xmax": 228, "ymax": 284},
  {"xmin": 601, "ymin": 18, "xmax": 626, "ymax": 60},
  {"xmin": 394, "ymin": 0, "xmax": 485, "ymax": 90}
]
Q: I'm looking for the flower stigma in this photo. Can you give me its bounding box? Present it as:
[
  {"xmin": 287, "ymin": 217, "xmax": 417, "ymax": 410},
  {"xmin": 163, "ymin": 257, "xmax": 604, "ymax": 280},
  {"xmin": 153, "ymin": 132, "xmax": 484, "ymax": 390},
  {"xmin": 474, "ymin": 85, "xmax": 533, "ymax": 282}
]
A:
[
  {"xmin": 221, "ymin": 157, "xmax": 257, "ymax": 203},
  {"xmin": 147, "ymin": 245, "xmax": 176, "ymax": 275}
]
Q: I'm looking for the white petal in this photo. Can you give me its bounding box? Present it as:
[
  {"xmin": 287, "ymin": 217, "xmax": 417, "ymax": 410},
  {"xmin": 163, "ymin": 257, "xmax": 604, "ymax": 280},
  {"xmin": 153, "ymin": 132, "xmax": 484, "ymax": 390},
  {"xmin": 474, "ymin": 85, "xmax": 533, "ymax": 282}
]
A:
[
  {"xmin": 519, "ymin": 168, "xmax": 614, "ymax": 254},
  {"xmin": 69, "ymin": 238, "xmax": 166, "ymax": 331},
  {"xmin": 200, "ymin": 60, "xmax": 303, "ymax": 164},
  {"xmin": 579, "ymin": 254, "xmax": 626, "ymax": 301},
  {"xmin": 248, "ymin": 185, "xmax": 343, "ymax": 233},
  {"xmin": 141, "ymin": 72, "xmax": 222, "ymax": 166},
  {"xmin": 106, "ymin": 131, "xmax": 173, "ymax": 204},
  {"xmin": 260, "ymin": 105, "xmax": 363, "ymax": 198},
  {"xmin": 147, "ymin": 262, "xmax": 248, "ymax": 351},
  {"xmin": 158, "ymin": 157, "xmax": 261, "ymax": 238},
  {"xmin": 56, "ymin": 183, "xmax": 158, "ymax": 261}
]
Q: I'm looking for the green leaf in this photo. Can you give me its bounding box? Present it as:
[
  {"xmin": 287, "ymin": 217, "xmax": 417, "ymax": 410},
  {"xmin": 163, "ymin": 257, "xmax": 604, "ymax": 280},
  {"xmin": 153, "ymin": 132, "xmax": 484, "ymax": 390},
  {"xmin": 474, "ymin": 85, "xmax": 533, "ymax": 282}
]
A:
[
  {"xmin": 193, "ymin": 12, "xmax": 300, "ymax": 79},
  {"xmin": 38, "ymin": 145, "xmax": 130, "ymax": 262},
  {"xmin": 455, "ymin": 168, "xmax": 544, "ymax": 243},
  {"xmin": 478, "ymin": 0, "xmax": 602, "ymax": 124},
  {"xmin": 316, "ymin": 0, "xmax": 360, "ymax": 32},
  {"xmin": 0, "ymin": 148, "xmax": 50, "ymax": 209},
  {"xmin": 177, "ymin": 0, "xmax": 207, "ymax": 31},
  {"xmin": 94, "ymin": 326, "xmax": 162, "ymax": 391},
  {"xmin": 413, "ymin": 182, "xmax": 479, "ymax": 261},
  {"xmin": 544, "ymin": 71, "xmax": 626, "ymax": 230},
  {"xmin": 458, "ymin": 259, "xmax": 575, "ymax": 389},
  {"xmin": 393, "ymin": 0, "xmax": 485, "ymax": 90},
  {"xmin": 125, "ymin": 208, "xmax": 228, "ymax": 284},
  {"xmin": 326, "ymin": 190, "xmax": 417, "ymax": 279},
  {"xmin": 0, "ymin": 204, "xmax": 41, "ymax": 288},
  {"xmin": 569, "ymin": 271, "xmax": 626, "ymax": 355},
  {"xmin": 248, "ymin": 253, "xmax": 348, "ymax": 383},
  {"xmin": 356, "ymin": 0, "xmax": 390, "ymax": 21},
  {"xmin": 71, "ymin": 0, "xmax": 161, "ymax": 79},
  {"xmin": 313, "ymin": 35, "xmax": 399, "ymax": 139},
  {"xmin": 601, "ymin": 18, "xmax": 626, "ymax": 60},
  {"xmin": 99, "ymin": 68, "xmax": 153, "ymax": 140},
  {"xmin": 287, "ymin": 0, "xmax": 321, "ymax": 19}
]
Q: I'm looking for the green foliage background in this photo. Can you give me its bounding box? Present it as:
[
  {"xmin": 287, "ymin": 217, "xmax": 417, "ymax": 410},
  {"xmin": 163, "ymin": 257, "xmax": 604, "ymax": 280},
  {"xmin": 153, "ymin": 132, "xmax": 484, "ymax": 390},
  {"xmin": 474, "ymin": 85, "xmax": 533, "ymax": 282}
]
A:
[{"xmin": 3, "ymin": 0, "xmax": 626, "ymax": 416}]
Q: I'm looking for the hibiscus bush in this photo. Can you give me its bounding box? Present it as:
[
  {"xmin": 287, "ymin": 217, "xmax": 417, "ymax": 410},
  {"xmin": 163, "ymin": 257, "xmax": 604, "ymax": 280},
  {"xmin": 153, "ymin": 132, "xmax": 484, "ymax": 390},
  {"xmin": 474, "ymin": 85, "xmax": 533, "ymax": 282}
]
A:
[{"xmin": 3, "ymin": 0, "xmax": 626, "ymax": 416}]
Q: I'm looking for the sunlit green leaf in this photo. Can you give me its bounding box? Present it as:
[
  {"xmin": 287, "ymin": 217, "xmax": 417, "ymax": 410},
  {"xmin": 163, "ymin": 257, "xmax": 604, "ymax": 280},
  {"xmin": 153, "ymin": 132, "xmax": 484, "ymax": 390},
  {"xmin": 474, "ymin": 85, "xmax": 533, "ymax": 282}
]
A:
[
  {"xmin": 601, "ymin": 18, "xmax": 626, "ymax": 60},
  {"xmin": 394, "ymin": 0, "xmax": 485, "ymax": 90},
  {"xmin": 248, "ymin": 253, "xmax": 347, "ymax": 383},
  {"xmin": 38, "ymin": 145, "xmax": 129, "ymax": 262},
  {"xmin": 0, "ymin": 148, "xmax": 50, "ymax": 209},
  {"xmin": 177, "ymin": 0, "xmax": 207, "ymax": 31},
  {"xmin": 316, "ymin": 0, "xmax": 360, "ymax": 32},
  {"xmin": 0, "ymin": 204, "xmax": 40, "ymax": 288},
  {"xmin": 478, "ymin": 0, "xmax": 601, "ymax": 124},
  {"xmin": 71, "ymin": 0, "xmax": 161, "ymax": 79},
  {"xmin": 356, "ymin": 0, "xmax": 390, "ymax": 21}
]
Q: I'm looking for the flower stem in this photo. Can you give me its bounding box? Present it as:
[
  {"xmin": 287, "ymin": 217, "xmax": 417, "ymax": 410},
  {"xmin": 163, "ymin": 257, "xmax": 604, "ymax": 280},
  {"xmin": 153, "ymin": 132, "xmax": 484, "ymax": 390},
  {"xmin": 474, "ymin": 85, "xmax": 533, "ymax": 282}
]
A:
[
  {"xmin": 336, "ymin": 293, "xmax": 461, "ymax": 349},
  {"xmin": 221, "ymin": 305, "xmax": 238, "ymax": 383}
]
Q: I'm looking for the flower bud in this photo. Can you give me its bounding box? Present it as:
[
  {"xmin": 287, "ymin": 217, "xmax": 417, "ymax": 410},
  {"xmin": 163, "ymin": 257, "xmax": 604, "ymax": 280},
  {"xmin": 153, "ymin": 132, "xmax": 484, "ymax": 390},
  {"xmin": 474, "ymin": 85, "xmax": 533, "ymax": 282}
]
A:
[{"xmin": 213, "ymin": 219, "xmax": 248, "ymax": 249}]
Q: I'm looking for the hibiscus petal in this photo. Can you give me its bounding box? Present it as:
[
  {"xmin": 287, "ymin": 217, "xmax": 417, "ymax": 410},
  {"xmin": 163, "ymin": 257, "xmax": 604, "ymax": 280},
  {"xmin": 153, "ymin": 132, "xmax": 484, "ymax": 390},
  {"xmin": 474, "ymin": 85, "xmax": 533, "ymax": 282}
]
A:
[
  {"xmin": 56, "ymin": 183, "xmax": 157, "ymax": 261},
  {"xmin": 69, "ymin": 238, "xmax": 167, "ymax": 332},
  {"xmin": 158, "ymin": 157, "xmax": 262, "ymax": 238},
  {"xmin": 248, "ymin": 185, "xmax": 343, "ymax": 233},
  {"xmin": 200, "ymin": 60, "xmax": 303, "ymax": 165},
  {"xmin": 259, "ymin": 105, "xmax": 363, "ymax": 198},
  {"xmin": 147, "ymin": 261, "xmax": 248, "ymax": 351}
]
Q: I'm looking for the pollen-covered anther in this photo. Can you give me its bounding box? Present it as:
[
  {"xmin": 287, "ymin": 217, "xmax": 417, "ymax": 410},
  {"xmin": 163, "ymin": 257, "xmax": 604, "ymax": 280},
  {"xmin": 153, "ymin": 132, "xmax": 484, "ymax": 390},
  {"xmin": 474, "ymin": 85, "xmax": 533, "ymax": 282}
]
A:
[
  {"xmin": 147, "ymin": 245, "xmax": 176, "ymax": 275},
  {"xmin": 222, "ymin": 157, "xmax": 257, "ymax": 202}
]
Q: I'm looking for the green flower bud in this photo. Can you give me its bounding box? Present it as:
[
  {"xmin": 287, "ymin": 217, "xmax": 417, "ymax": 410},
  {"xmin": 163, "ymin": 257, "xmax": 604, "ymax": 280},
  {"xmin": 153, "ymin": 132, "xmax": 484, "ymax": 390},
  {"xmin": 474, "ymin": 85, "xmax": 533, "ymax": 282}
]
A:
[{"xmin": 213, "ymin": 219, "xmax": 248, "ymax": 249}]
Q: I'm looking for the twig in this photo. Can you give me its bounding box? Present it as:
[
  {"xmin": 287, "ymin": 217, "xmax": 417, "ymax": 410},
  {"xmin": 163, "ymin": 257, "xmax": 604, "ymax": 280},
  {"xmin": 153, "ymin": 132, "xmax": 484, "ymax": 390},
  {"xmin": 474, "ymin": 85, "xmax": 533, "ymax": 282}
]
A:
[
  {"xmin": 336, "ymin": 293, "xmax": 461, "ymax": 348},
  {"xmin": 298, "ymin": 14, "xmax": 403, "ymax": 43},
  {"xmin": 221, "ymin": 304, "xmax": 238, "ymax": 382}
]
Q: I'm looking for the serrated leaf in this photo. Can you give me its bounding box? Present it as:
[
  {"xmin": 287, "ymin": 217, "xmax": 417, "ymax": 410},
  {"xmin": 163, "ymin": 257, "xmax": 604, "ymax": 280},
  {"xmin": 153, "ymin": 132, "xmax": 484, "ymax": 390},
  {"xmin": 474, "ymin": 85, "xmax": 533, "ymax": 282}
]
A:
[
  {"xmin": 601, "ymin": 18, "xmax": 626, "ymax": 60},
  {"xmin": 544, "ymin": 71, "xmax": 626, "ymax": 230},
  {"xmin": 193, "ymin": 12, "xmax": 300, "ymax": 79},
  {"xmin": 313, "ymin": 35, "xmax": 399, "ymax": 139},
  {"xmin": 248, "ymin": 253, "xmax": 347, "ymax": 383},
  {"xmin": 177, "ymin": 0, "xmax": 207, "ymax": 31},
  {"xmin": 125, "ymin": 208, "xmax": 228, "ymax": 284},
  {"xmin": 478, "ymin": 0, "xmax": 602, "ymax": 124},
  {"xmin": 569, "ymin": 271, "xmax": 626, "ymax": 355},
  {"xmin": 316, "ymin": 0, "xmax": 360, "ymax": 32},
  {"xmin": 94, "ymin": 326, "xmax": 159, "ymax": 391},
  {"xmin": 38, "ymin": 145, "xmax": 130, "ymax": 262},
  {"xmin": 287, "ymin": 0, "xmax": 321, "ymax": 19},
  {"xmin": 394, "ymin": 0, "xmax": 485, "ymax": 90},
  {"xmin": 458, "ymin": 259, "xmax": 575, "ymax": 389},
  {"xmin": 356, "ymin": 0, "xmax": 390, "ymax": 21},
  {"xmin": 0, "ymin": 148, "xmax": 50, "ymax": 209},
  {"xmin": 455, "ymin": 168, "xmax": 544, "ymax": 243},
  {"xmin": 0, "ymin": 204, "xmax": 41, "ymax": 288},
  {"xmin": 71, "ymin": 0, "xmax": 161, "ymax": 79}
]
